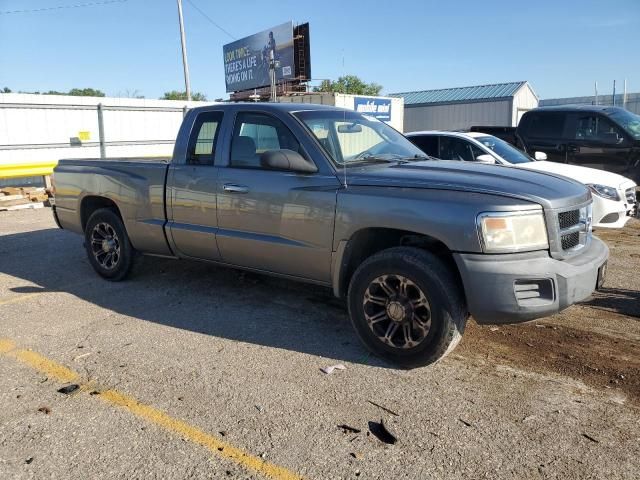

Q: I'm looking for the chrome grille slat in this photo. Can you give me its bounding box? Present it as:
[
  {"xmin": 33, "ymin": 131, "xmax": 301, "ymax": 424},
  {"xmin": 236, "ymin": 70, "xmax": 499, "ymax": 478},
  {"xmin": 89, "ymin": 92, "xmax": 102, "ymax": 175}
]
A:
[{"xmin": 549, "ymin": 202, "xmax": 592, "ymax": 259}]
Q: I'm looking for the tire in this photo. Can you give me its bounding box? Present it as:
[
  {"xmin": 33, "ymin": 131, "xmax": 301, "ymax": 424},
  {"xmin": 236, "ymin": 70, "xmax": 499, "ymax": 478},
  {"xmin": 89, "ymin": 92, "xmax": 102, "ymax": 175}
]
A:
[
  {"xmin": 84, "ymin": 208, "xmax": 135, "ymax": 281},
  {"xmin": 347, "ymin": 247, "xmax": 468, "ymax": 368}
]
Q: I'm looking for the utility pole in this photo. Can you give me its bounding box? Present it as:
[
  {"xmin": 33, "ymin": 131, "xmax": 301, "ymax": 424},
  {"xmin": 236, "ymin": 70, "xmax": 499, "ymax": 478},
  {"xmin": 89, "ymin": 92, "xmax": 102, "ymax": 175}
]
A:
[
  {"xmin": 594, "ymin": 81, "xmax": 598, "ymax": 105},
  {"xmin": 623, "ymin": 79, "xmax": 627, "ymax": 110},
  {"xmin": 176, "ymin": 0, "xmax": 192, "ymax": 101}
]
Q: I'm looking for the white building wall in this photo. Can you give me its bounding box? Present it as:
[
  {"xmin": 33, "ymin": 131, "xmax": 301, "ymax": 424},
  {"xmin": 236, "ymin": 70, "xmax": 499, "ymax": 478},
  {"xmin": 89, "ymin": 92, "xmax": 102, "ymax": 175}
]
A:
[
  {"xmin": 404, "ymin": 99, "xmax": 512, "ymax": 132},
  {"xmin": 0, "ymin": 93, "xmax": 214, "ymax": 166},
  {"xmin": 512, "ymin": 83, "xmax": 539, "ymax": 125},
  {"xmin": 278, "ymin": 92, "xmax": 404, "ymax": 131}
]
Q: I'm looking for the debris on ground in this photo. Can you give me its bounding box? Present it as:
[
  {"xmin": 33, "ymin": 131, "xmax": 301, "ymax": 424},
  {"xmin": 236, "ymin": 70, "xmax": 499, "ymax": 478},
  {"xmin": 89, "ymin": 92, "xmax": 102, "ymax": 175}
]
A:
[
  {"xmin": 367, "ymin": 400, "xmax": 399, "ymax": 417},
  {"xmin": 0, "ymin": 187, "xmax": 50, "ymax": 211},
  {"xmin": 37, "ymin": 406, "xmax": 51, "ymax": 414},
  {"xmin": 582, "ymin": 433, "xmax": 599, "ymax": 443},
  {"xmin": 368, "ymin": 419, "xmax": 397, "ymax": 444},
  {"xmin": 459, "ymin": 418, "xmax": 473, "ymax": 427},
  {"xmin": 320, "ymin": 364, "xmax": 346, "ymax": 374},
  {"xmin": 25, "ymin": 457, "xmax": 33, "ymax": 465},
  {"xmin": 338, "ymin": 424, "xmax": 361, "ymax": 434},
  {"xmin": 57, "ymin": 384, "xmax": 80, "ymax": 395},
  {"xmin": 72, "ymin": 352, "xmax": 92, "ymax": 362}
]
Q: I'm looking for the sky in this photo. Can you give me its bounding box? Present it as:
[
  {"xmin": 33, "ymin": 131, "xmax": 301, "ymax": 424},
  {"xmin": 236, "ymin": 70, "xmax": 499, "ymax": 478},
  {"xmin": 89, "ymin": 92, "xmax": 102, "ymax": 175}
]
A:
[{"xmin": 0, "ymin": 0, "xmax": 638, "ymax": 100}]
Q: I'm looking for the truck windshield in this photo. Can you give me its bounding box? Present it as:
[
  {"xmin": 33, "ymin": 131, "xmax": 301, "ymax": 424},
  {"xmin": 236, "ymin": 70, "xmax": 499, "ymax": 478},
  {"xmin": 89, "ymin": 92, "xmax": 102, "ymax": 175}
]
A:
[
  {"xmin": 608, "ymin": 109, "xmax": 640, "ymax": 140},
  {"xmin": 475, "ymin": 135, "xmax": 533, "ymax": 164},
  {"xmin": 293, "ymin": 110, "xmax": 427, "ymax": 166}
]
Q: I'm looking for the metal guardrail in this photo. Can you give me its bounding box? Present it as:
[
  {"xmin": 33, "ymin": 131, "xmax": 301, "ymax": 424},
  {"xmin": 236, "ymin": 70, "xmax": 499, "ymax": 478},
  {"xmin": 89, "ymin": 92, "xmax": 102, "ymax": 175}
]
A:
[{"xmin": 0, "ymin": 161, "xmax": 58, "ymax": 179}]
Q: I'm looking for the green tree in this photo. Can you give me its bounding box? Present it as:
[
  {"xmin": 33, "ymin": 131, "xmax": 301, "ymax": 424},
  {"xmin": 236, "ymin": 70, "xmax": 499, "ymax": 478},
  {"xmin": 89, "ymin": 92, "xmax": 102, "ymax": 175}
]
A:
[
  {"xmin": 161, "ymin": 90, "xmax": 207, "ymax": 101},
  {"xmin": 2, "ymin": 87, "xmax": 11, "ymax": 93},
  {"xmin": 313, "ymin": 75, "xmax": 383, "ymax": 96},
  {"xmin": 67, "ymin": 88, "xmax": 105, "ymax": 97}
]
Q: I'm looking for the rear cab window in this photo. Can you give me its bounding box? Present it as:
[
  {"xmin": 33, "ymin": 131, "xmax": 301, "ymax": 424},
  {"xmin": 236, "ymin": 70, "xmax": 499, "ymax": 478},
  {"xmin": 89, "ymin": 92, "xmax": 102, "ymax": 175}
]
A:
[
  {"xmin": 186, "ymin": 111, "xmax": 224, "ymax": 166},
  {"xmin": 525, "ymin": 112, "xmax": 567, "ymax": 139}
]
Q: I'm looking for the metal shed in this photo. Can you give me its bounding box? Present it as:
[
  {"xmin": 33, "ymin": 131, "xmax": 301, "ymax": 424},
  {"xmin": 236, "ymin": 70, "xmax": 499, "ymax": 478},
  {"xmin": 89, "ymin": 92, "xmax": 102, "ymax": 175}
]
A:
[{"xmin": 390, "ymin": 81, "xmax": 538, "ymax": 132}]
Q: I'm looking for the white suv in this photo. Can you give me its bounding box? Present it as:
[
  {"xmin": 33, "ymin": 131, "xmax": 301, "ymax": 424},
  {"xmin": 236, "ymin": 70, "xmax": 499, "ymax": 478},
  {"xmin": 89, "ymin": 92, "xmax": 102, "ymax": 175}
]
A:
[{"xmin": 407, "ymin": 131, "xmax": 637, "ymax": 229}]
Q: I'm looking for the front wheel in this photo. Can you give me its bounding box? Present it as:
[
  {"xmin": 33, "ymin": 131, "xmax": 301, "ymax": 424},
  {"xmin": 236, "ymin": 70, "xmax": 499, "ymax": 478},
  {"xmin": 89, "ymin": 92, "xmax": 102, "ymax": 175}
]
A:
[
  {"xmin": 348, "ymin": 247, "xmax": 468, "ymax": 368},
  {"xmin": 84, "ymin": 208, "xmax": 134, "ymax": 281}
]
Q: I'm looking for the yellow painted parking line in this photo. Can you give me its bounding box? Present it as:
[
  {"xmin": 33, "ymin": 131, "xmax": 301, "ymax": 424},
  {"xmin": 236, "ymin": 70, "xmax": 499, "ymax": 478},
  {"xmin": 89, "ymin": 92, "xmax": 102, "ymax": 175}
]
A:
[{"xmin": 0, "ymin": 338, "xmax": 303, "ymax": 480}]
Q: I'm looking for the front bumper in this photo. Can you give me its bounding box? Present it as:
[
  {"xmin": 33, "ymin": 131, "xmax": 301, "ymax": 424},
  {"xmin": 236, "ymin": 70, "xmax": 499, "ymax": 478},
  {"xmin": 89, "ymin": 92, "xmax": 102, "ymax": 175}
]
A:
[{"xmin": 454, "ymin": 237, "xmax": 609, "ymax": 324}]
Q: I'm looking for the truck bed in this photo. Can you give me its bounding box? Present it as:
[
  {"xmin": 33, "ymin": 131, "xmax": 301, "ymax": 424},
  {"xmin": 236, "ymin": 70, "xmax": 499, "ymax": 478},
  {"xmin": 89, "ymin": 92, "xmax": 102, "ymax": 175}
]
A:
[
  {"xmin": 54, "ymin": 156, "xmax": 172, "ymax": 256},
  {"xmin": 58, "ymin": 156, "xmax": 171, "ymax": 166}
]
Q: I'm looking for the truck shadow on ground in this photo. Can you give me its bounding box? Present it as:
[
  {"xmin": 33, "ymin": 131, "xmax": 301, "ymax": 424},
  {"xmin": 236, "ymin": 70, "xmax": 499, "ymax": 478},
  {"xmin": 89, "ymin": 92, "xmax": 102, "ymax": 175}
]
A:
[
  {"xmin": 583, "ymin": 288, "xmax": 640, "ymax": 319},
  {"xmin": 1, "ymin": 227, "xmax": 388, "ymax": 368}
]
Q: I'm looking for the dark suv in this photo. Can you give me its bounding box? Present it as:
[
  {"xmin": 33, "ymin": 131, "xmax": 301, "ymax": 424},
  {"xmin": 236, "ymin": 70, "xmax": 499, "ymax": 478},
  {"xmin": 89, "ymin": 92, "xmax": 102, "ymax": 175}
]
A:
[{"xmin": 516, "ymin": 106, "xmax": 640, "ymax": 186}]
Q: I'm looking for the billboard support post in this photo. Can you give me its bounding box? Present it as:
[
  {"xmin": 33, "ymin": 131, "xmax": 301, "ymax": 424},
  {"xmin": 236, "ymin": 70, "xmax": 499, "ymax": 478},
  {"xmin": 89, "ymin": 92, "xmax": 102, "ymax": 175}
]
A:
[
  {"xmin": 176, "ymin": 0, "xmax": 192, "ymax": 101},
  {"xmin": 269, "ymin": 50, "xmax": 277, "ymax": 102}
]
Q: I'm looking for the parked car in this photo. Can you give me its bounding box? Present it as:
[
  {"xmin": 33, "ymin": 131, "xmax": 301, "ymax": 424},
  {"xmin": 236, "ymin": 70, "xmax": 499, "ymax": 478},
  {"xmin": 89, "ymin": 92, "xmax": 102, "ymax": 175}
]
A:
[
  {"xmin": 52, "ymin": 103, "xmax": 608, "ymax": 367},
  {"xmin": 406, "ymin": 131, "xmax": 637, "ymax": 228},
  {"xmin": 515, "ymin": 106, "xmax": 640, "ymax": 187},
  {"xmin": 469, "ymin": 125, "xmax": 519, "ymax": 147}
]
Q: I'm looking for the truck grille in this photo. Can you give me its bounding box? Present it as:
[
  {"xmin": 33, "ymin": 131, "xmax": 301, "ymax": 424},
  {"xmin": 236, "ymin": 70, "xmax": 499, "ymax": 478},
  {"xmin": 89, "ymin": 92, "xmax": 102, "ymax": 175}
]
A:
[
  {"xmin": 551, "ymin": 204, "xmax": 592, "ymax": 258},
  {"xmin": 558, "ymin": 210, "xmax": 580, "ymax": 229},
  {"xmin": 561, "ymin": 231, "xmax": 580, "ymax": 250}
]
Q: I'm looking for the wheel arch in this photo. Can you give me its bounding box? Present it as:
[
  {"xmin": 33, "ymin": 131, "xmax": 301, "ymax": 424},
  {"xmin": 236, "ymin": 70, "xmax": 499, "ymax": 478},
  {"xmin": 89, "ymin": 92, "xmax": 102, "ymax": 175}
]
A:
[
  {"xmin": 80, "ymin": 196, "xmax": 123, "ymax": 232},
  {"xmin": 334, "ymin": 227, "xmax": 465, "ymax": 302}
]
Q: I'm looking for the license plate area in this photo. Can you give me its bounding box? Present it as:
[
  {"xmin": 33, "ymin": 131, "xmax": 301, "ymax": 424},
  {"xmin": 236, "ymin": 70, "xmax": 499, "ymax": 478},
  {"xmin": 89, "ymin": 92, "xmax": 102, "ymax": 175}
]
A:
[{"xmin": 596, "ymin": 261, "xmax": 607, "ymax": 290}]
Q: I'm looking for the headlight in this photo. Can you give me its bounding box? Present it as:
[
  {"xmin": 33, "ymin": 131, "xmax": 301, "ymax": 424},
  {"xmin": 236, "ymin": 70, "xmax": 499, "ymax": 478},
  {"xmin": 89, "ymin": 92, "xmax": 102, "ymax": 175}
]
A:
[
  {"xmin": 587, "ymin": 184, "xmax": 620, "ymax": 201},
  {"xmin": 477, "ymin": 211, "xmax": 548, "ymax": 253}
]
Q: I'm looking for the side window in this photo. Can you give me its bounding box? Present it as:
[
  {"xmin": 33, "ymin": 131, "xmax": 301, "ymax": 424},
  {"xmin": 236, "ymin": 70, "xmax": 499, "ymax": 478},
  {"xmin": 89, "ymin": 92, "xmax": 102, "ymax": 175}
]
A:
[
  {"xmin": 527, "ymin": 113, "xmax": 566, "ymax": 139},
  {"xmin": 230, "ymin": 112, "xmax": 301, "ymax": 168},
  {"xmin": 575, "ymin": 115, "xmax": 624, "ymax": 144},
  {"xmin": 187, "ymin": 112, "xmax": 223, "ymax": 166},
  {"xmin": 409, "ymin": 136, "xmax": 438, "ymax": 157},
  {"xmin": 438, "ymin": 137, "xmax": 479, "ymax": 161}
]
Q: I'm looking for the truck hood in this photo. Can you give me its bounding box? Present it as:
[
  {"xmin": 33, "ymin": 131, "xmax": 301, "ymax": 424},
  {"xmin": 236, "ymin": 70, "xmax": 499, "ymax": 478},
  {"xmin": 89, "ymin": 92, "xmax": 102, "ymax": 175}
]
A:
[
  {"xmin": 516, "ymin": 160, "xmax": 637, "ymax": 189},
  {"xmin": 345, "ymin": 160, "xmax": 591, "ymax": 210}
]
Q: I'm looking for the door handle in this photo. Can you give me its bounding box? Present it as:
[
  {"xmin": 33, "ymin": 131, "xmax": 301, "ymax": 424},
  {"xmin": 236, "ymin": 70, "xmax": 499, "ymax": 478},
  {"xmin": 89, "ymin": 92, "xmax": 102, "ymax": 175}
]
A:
[
  {"xmin": 223, "ymin": 183, "xmax": 249, "ymax": 194},
  {"xmin": 566, "ymin": 144, "xmax": 578, "ymax": 153}
]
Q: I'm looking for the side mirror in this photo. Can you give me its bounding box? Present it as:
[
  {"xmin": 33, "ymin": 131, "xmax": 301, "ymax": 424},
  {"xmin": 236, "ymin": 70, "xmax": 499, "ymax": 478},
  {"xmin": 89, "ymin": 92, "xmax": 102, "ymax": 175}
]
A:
[
  {"xmin": 260, "ymin": 149, "xmax": 318, "ymax": 173},
  {"xmin": 476, "ymin": 154, "xmax": 496, "ymax": 164},
  {"xmin": 534, "ymin": 151, "xmax": 547, "ymax": 161}
]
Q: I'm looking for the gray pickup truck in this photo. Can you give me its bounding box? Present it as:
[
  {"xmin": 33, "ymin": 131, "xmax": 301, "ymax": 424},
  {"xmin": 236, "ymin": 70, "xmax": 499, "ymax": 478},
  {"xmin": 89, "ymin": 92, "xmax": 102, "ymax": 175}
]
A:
[{"xmin": 52, "ymin": 103, "xmax": 608, "ymax": 367}]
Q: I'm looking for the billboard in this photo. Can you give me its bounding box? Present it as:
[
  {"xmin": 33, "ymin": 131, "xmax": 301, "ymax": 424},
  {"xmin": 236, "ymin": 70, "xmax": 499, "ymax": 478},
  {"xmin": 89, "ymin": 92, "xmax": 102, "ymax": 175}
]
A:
[
  {"xmin": 223, "ymin": 22, "xmax": 295, "ymax": 93},
  {"xmin": 354, "ymin": 96, "xmax": 392, "ymax": 122}
]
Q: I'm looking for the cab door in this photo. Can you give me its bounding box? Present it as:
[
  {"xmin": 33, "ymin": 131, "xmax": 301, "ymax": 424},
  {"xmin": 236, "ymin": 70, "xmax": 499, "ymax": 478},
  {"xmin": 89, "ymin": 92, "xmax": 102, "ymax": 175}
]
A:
[
  {"xmin": 167, "ymin": 111, "xmax": 225, "ymax": 260},
  {"xmin": 215, "ymin": 111, "xmax": 340, "ymax": 283},
  {"xmin": 566, "ymin": 113, "xmax": 633, "ymax": 175},
  {"xmin": 520, "ymin": 112, "xmax": 568, "ymax": 163}
]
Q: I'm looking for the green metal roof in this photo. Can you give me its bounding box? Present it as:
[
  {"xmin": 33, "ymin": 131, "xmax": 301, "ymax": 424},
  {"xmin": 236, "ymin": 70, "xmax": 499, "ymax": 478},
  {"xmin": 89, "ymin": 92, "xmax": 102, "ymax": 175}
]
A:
[{"xmin": 389, "ymin": 81, "xmax": 527, "ymax": 106}]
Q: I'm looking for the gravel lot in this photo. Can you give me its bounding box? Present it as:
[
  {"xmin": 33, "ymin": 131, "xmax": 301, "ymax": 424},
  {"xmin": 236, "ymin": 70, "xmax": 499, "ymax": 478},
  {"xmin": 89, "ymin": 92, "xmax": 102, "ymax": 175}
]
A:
[{"xmin": 1, "ymin": 208, "xmax": 639, "ymax": 479}]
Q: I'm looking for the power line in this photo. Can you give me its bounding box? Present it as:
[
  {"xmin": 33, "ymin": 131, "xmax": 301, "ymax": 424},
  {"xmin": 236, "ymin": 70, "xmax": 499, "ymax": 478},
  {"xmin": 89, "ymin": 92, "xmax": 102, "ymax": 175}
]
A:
[
  {"xmin": 184, "ymin": 0, "xmax": 235, "ymax": 40},
  {"xmin": 0, "ymin": 0, "xmax": 128, "ymax": 15}
]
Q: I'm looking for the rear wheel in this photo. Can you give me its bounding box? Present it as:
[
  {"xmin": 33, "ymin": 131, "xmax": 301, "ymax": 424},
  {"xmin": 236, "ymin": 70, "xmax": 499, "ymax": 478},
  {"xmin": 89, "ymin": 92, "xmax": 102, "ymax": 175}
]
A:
[
  {"xmin": 84, "ymin": 208, "xmax": 134, "ymax": 281},
  {"xmin": 348, "ymin": 247, "xmax": 468, "ymax": 368}
]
